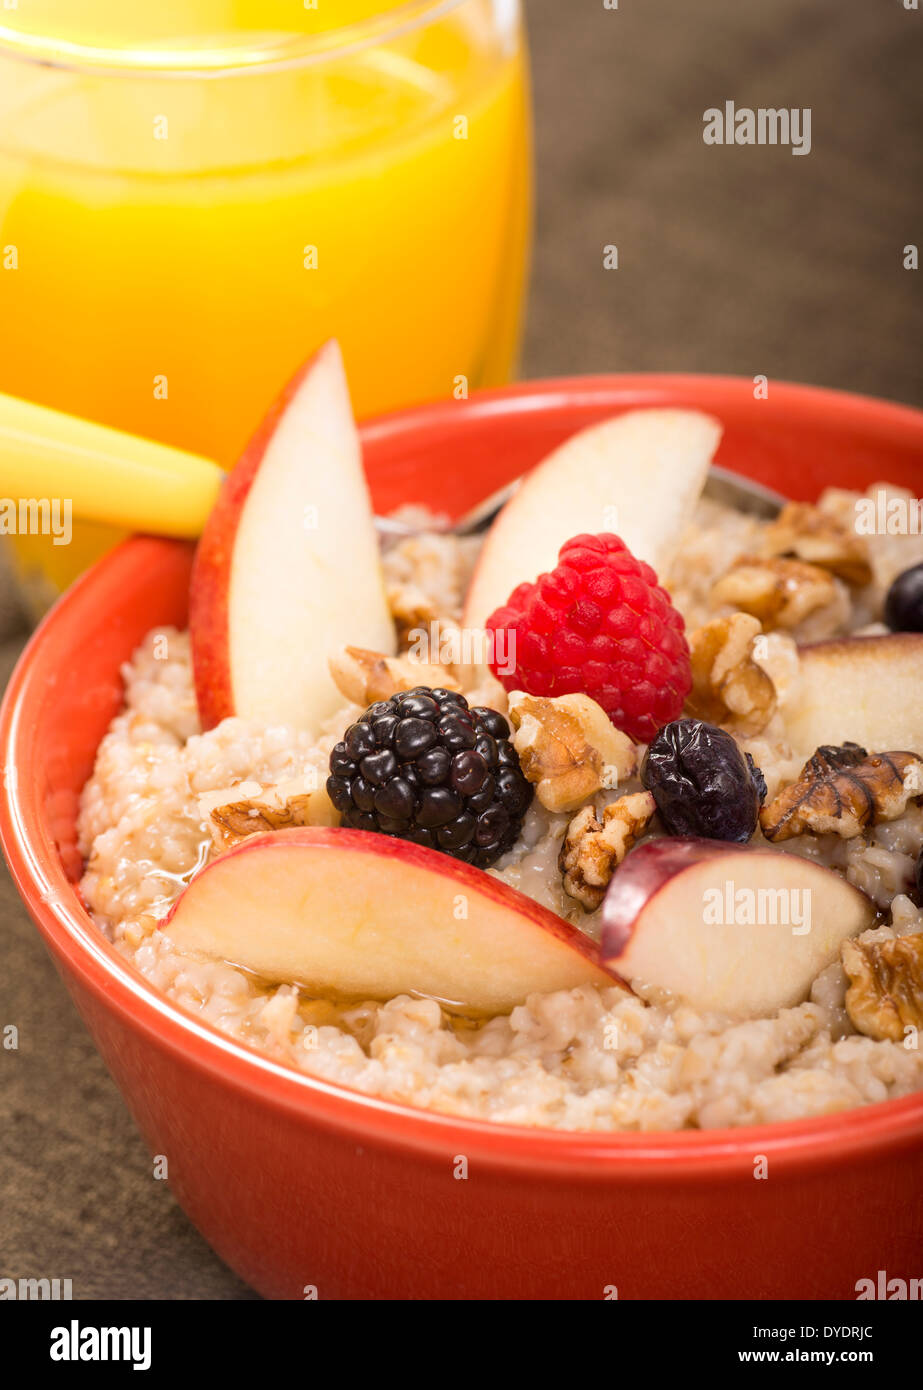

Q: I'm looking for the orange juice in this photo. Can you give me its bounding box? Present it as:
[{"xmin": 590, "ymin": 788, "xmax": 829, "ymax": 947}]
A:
[{"xmin": 0, "ymin": 1, "xmax": 531, "ymax": 606}]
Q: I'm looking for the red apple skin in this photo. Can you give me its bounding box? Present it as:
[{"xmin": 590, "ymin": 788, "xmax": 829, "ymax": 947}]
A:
[
  {"xmin": 600, "ymin": 837, "xmax": 748, "ymax": 979},
  {"xmin": 163, "ymin": 824, "xmax": 617, "ymax": 993},
  {"xmin": 189, "ymin": 342, "xmax": 335, "ymax": 731}
]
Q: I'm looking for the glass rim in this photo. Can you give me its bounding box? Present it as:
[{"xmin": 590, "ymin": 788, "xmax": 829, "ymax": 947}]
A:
[{"xmin": 0, "ymin": 0, "xmax": 471, "ymax": 79}]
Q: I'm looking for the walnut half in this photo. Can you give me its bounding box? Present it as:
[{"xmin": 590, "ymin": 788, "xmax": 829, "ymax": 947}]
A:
[
  {"xmin": 843, "ymin": 934, "xmax": 923, "ymax": 1042},
  {"xmin": 560, "ymin": 793, "xmax": 656, "ymax": 911},
  {"xmin": 760, "ymin": 745, "xmax": 923, "ymax": 842},
  {"xmin": 710, "ymin": 555, "xmax": 847, "ymax": 635},
  {"xmin": 198, "ymin": 776, "xmax": 337, "ymax": 853},
  {"xmin": 329, "ymin": 645, "xmax": 461, "ymax": 706},
  {"xmin": 758, "ymin": 501, "xmax": 873, "ymax": 587},
  {"xmin": 386, "ymin": 580, "xmax": 463, "ymax": 656},
  {"xmin": 508, "ymin": 692, "xmax": 638, "ymax": 814},
  {"xmin": 686, "ymin": 612, "xmax": 777, "ymax": 736}
]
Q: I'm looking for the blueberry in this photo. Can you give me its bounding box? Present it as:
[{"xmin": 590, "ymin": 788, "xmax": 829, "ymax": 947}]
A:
[
  {"xmin": 884, "ymin": 563, "xmax": 923, "ymax": 633},
  {"xmin": 641, "ymin": 718, "xmax": 766, "ymax": 843},
  {"xmin": 747, "ymin": 755, "xmax": 768, "ymax": 808}
]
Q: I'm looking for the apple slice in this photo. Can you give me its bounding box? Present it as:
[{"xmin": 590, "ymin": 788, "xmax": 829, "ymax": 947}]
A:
[
  {"xmin": 163, "ymin": 827, "xmax": 614, "ymax": 1014},
  {"xmin": 190, "ymin": 341, "xmax": 395, "ymax": 732},
  {"xmin": 462, "ymin": 408, "xmax": 722, "ymax": 634},
  {"xmin": 787, "ymin": 633, "xmax": 923, "ymax": 761},
  {"xmin": 601, "ymin": 838, "xmax": 874, "ymax": 1018}
]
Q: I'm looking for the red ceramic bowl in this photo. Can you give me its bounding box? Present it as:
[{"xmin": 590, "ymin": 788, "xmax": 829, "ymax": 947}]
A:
[{"xmin": 3, "ymin": 375, "xmax": 923, "ymax": 1301}]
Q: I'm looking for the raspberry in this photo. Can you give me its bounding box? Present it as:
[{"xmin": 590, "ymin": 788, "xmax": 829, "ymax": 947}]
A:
[
  {"xmin": 485, "ymin": 534, "xmax": 692, "ymax": 744},
  {"xmin": 327, "ymin": 688, "xmax": 533, "ymax": 868}
]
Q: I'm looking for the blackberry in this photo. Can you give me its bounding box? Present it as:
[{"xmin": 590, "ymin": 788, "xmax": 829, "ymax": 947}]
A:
[{"xmin": 327, "ymin": 688, "xmax": 533, "ymax": 868}]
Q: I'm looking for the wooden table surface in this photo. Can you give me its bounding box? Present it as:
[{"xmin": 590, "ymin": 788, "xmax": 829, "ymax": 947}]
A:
[{"xmin": 1, "ymin": 0, "xmax": 920, "ymax": 1300}]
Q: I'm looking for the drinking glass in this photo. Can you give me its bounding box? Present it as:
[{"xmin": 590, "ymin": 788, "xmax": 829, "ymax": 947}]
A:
[{"xmin": 0, "ymin": 0, "xmax": 532, "ymax": 610}]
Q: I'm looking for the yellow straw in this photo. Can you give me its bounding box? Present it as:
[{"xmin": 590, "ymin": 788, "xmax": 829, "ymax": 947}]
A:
[{"xmin": 0, "ymin": 393, "xmax": 223, "ymax": 537}]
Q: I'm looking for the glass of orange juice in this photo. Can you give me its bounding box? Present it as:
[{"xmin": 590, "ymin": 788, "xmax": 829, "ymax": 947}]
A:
[{"xmin": 0, "ymin": 1, "xmax": 532, "ymax": 612}]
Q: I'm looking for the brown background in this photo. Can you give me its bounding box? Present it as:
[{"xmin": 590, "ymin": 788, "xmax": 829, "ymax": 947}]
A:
[{"xmin": 1, "ymin": 0, "xmax": 921, "ymax": 1300}]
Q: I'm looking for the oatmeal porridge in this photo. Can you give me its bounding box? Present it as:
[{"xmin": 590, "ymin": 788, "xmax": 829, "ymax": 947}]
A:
[{"xmin": 76, "ymin": 390, "xmax": 923, "ymax": 1133}]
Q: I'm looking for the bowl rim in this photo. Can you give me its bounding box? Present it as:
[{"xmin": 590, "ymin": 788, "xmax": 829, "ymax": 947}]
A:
[{"xmin": 4, "ymin": 370, "xmax": 923, "ymax": 1179}]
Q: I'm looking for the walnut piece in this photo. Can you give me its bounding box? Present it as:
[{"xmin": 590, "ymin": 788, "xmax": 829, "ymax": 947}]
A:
[
  {"xmin": 843, "ymin": 934, "xmax": 923, "ymax": 1041},
  {"xmin": 199, "ymin": 775, "xmax": 337, "ymax": 853},
  {"xmin": 508, "ymin": 691, "xmax": 637, "ymax": 814},
  {"xmin": 760, "ymin": 744, "xmax": 923, "ymax": 841},
  {"xmin": 710, "ymin": 555, "xmax": 844, "ymax": 633},
  {"xmin": 749, "ymin": 630, "xmax": 801, "ymax": 708},
  {"xmin": 560, "ymin": 793, "xmax": 656, "ymax": 911},
  {"xmin": 329, "ymin": 645, "xmax": 461, "ymax": 706},
  {"xmin": 686, "ymin": 612, "xmax": 778, "ymax": 735},
  {"xmin": 758, "ymin": 501, "xmax": 873, "ymax": 587},
  {"xmin": 387, "ymin": 581, "xmax": 462, "ymax": 655}
]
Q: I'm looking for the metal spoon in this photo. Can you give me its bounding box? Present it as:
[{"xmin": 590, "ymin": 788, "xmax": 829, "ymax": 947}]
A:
[{"xmin": 375, "ymin": 464, "xmax": 785, "ymax": 540}]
